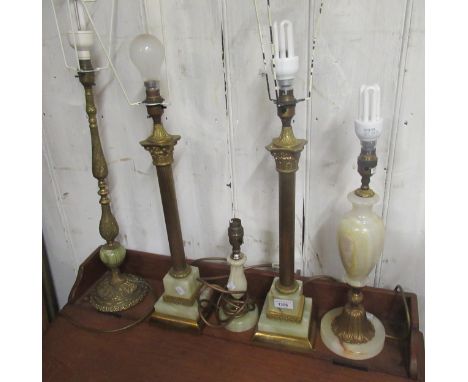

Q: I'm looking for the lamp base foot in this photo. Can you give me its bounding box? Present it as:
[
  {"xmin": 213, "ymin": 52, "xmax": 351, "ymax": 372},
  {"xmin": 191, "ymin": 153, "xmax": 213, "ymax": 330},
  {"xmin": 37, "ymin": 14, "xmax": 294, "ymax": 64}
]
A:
[
  {"xmin": 219, "ymin": 304, "xmax": 259, "ymax": 333},
  {"xmin": 150, "ymin": 266, "xmax": 208, "ymax": 332},
  {"xmin": 253, "ymin": 292, "xmax": 313, "ymax": 352},
  {"xmin": 89, "ymin": 272, "xmax": 150, "ymax": 313},
  {"xmin": 320, "ymin": 307, "xmax": 385, "ymax": 360}
]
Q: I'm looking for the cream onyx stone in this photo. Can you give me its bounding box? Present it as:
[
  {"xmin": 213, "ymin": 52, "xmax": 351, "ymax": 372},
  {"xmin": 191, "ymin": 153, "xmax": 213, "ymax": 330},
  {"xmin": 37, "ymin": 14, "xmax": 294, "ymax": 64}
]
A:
[
  {"xmin": 320, "ymin": 191, "xmax": 386, "ymax": 360},
  {"xmin": 254, "ymin": 278, "xmax": 313, "ymax": 350},
  {"xmin": 153, "ymin": 265, "xmax": 202, "ymax": 322},
  {"xmin": 221, "ymin": 254, "xmax": 259, "ymax": 332},
  {"xmin": 321, "ymin": 307, "xmax": 385, "ymax": 360},
  {"xmin": 337, "ymin": 192, "xmax": 384, "ymax": 288}
]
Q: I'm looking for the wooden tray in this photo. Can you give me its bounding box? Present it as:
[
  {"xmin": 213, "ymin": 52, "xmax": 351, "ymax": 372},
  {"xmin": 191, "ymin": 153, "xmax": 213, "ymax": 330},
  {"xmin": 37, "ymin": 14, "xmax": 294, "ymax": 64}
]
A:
[{"xmin": 44, "ymin": 247, "xmax": 424, "ymax": 382}]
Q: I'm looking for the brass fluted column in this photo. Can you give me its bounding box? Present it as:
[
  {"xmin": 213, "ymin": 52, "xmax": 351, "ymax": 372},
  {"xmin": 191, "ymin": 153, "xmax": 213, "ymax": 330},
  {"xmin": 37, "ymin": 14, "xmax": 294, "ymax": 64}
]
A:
[
  {"xmin": 266, "ymin": 89, "xmax": 307, "ymax": 294},
  {"xmin": 78, "ymin": 60, "xmax": 149, "ymax": 312},
  {"xmin": 140, "ymin": 85, "xmax": 190, "ymax": 279}
]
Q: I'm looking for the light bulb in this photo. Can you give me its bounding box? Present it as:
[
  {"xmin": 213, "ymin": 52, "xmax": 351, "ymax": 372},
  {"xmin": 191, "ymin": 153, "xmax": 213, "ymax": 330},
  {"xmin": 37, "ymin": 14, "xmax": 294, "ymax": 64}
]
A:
[
  {"xmin": 67, "ymin": 0, "xmax": 94, "ymax": 60},
  {"xmin": 272, "ymin": 20, "xmax": 299, "ymax": 90},
  {"xmin": 354, "ymin": 84, "xmax": 383, "ymax": 146},
  {"xmin": 129, "ymin": 34, "xmax": 164, "ymax": 89}
]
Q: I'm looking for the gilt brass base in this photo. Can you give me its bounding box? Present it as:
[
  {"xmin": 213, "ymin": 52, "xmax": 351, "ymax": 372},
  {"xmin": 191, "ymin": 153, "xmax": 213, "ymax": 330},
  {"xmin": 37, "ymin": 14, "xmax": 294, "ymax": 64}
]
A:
[
  {"xmin": 89, "ymin": 272, "xmax": 150, "ymax": 312},
  {"xmin": 320, "ymin": 307, "xmax": 385, "ymax": 360},
  {"xmin": 253, "ymin": 295, "xmax": 314, "ymax": 352},
  {"xmin": 252, "ymin": 330, "xmax": 313, "ymax": 352},
  {"xmin": 150, "ymin": 310, "xmax": 203, "ymax": 332}
]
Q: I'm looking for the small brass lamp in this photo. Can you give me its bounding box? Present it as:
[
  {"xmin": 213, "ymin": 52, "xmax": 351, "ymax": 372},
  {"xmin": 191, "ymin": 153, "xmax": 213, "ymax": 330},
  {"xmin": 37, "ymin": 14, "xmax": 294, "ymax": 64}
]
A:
[{"xmin": 320, "ymin": 84, "xmax": 386, "ymax": 360}]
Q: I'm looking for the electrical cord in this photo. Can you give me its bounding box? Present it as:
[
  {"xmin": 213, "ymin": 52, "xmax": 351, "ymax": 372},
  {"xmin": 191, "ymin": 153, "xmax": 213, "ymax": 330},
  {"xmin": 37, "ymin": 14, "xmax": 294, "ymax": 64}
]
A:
[
  {"xmin": 384, "ymin": 284, "xmax": 411, "ymax": 341},
  {"xmin": 197, "ymin": 277, "xmax": 256, "ymax": 328},
  {"xmin": 59, "ymin": 285, "xmax": 156, "ymax": 334},
  {"xmin": 193, "ymin": 258, "xmax": 411, "ymax": 339},
  {"xmin": 60, "ymin": 255, "xmax": 411, "ymax": 338}
]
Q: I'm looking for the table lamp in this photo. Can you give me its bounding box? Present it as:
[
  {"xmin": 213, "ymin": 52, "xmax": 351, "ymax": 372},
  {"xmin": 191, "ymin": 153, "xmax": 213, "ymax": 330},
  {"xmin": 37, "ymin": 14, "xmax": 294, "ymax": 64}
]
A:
[
  {"xmin": 52, "ymin": 0, "xmax": 149, "ymax": 312},
  {"xmin": 129, "ymin": 33, "xmax": 203, "ymax": 330},
  {"xmin": 320, "ymin": 84, "xmax": 386, "ymax": 360},
  {"xmin": 252, "ymin": 14, "xmax": 313, "ymax": 351}
]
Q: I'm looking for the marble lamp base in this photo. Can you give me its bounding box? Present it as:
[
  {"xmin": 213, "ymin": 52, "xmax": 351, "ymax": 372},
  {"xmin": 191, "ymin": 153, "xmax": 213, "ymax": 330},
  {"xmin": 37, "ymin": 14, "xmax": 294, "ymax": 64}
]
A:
[
  {"xmin": 151, "ymin": 265, "xmax": 204, "ymax": 331},
  {"xmin": 219, "ymin": 304, "xmax": 259, "ymax": 333},
  {"xmin": 320, "ymin": 307, "xmax": 385, "ymax": 360},
  {"xmin": 253, "ymin": 278, "xmax": 313, "ymax": 351}
]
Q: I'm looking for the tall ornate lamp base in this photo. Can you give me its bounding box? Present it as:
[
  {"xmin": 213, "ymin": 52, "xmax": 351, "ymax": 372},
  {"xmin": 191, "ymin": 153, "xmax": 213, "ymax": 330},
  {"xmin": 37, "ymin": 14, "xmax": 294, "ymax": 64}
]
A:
[
  {"xmin": 151, "ymin": 265, "xmax": 204, "ymax": 331},
  {"xmin": 320, "ymin": 307, "xmax": 385, "ymax": 360},
  {"xmin": 253, "ymin": 278, "xmax": 313, "ymax": 351}
]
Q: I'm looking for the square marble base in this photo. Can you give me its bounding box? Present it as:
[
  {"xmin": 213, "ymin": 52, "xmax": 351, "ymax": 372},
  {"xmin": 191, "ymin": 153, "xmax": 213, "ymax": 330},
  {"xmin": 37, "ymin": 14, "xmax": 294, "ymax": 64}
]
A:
[
  {"xmin": 151, "ymin": 266, "xmax": 204, "ymax": 331},
  {"xmin": 253, "ymin": 281, "xmax": 313, "ymax": 351},
  {"xmin": 162, "ymin": 266, "xmax": 201, "ymax": 303},
  {"xmin": 152, "ymin": 295, "xmax": 202, "ymax": 331},
  {"xmin": 266, "ymin": 278, "xmax": 305, "ymax": 322}
]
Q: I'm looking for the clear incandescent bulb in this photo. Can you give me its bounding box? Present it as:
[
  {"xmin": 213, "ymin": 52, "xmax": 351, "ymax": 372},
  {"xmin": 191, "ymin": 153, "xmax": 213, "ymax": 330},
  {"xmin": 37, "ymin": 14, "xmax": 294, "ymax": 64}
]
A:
[{"xmin": 129, "ymin": 34, "xmax": 164, "ymax": 88}]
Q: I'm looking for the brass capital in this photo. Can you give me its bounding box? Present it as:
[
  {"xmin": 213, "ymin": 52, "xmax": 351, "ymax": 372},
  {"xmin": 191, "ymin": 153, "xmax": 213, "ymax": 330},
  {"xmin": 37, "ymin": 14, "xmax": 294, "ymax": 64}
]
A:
[
  {"xmin": 267, "ymin": 125, "xmax": 307, "ymax": 173},
  {"xmin": 140, "ymin": 123, "xmax": 181, "ymax": 167}
]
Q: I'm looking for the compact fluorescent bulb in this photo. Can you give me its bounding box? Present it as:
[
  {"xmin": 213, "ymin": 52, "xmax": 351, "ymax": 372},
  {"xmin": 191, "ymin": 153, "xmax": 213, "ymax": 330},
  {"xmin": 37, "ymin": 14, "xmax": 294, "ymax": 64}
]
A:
[
  {"xmin": 272, "ymin": 20, "xmax": 299, "ymax": 90},
  {"xmin": 354, "ymin": 84, "xmax": 383, "ymax": 143}
]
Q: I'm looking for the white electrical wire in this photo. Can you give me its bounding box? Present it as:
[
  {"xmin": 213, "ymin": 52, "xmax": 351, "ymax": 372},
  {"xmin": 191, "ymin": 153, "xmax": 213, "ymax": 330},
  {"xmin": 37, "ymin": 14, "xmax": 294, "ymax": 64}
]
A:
[{"xmin": 51, "ymin": 0, "xmax": 170, "ymax": 106}]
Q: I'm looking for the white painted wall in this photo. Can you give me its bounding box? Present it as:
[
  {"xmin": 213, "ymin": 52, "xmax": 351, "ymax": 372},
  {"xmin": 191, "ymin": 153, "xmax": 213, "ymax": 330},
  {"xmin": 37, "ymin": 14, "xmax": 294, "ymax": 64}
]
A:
[{"xmin": 43, "ymin": 0, "xmax": 424, "ymax": 332}]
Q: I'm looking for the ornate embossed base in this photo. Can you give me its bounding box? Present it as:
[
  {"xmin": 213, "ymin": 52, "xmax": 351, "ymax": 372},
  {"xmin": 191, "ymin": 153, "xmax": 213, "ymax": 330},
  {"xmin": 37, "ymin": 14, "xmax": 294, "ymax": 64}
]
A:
[
  {"xmin": 89, "ymin": 272, "xmax": 150, "ymax": 312},
  {"xmin": 320, "ymin": 307, "xmax": 385, "ymax": 360}
]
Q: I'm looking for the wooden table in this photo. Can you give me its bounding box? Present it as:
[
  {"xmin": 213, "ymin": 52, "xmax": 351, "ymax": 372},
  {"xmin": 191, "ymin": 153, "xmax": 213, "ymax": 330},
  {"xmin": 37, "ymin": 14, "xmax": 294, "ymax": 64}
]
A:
[{"xmin": 43, "ymin": 249, "xmax": 424, "ymax": 381}]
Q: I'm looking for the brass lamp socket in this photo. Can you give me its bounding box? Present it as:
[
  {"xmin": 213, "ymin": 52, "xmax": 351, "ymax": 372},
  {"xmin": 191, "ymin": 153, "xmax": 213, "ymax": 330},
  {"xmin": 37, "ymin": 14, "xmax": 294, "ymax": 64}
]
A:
[
  {"xmin": 228, "ymin": 218, "xmax": 244, "ymax": 261},
  {"xmin": 356, "ymin": 146, "xmax": 378, "ymax": 197}
]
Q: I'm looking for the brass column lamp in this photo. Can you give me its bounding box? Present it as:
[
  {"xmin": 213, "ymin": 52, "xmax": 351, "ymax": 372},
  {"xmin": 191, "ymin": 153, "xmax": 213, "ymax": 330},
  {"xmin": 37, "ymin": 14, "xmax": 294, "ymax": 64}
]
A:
[
  {"xmin": 129, "ymin": 34, "xmax": 202, "ymax": 329},
  {"xmin": 253, "ymin": 19, "xmax": 313, "ymax": 351},
  {"xmin": 60, "ymin": 0, "xmax": 149, "ymax": 312},
  {"xmin": 320, "ymin": 84, "xmax": 386, "ymax": 360},
  {"xmin": 140, "ymin": 85, "xmax": 190, "ymax": 279}
]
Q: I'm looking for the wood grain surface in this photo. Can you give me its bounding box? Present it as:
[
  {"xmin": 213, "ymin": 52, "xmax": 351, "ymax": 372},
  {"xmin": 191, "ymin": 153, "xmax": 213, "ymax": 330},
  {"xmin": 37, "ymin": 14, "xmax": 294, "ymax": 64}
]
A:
[{"xmin": 43, "ymin": 249, "xmax": 424, "ymax": 382}]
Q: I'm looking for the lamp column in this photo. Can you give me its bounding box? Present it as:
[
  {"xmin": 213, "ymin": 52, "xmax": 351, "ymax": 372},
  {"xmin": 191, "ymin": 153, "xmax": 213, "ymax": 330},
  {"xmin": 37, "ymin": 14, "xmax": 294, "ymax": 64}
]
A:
[
  {"xmin": 140, "ymin": 86, "xmax": 189, "ymax": 278},
  {"xmin": 129, "ymin": 33, "xmax": 202, "ymax": 330},
  {"xmin": 253, "ymin": 89, "xmax": 312, "ymax": 351}
]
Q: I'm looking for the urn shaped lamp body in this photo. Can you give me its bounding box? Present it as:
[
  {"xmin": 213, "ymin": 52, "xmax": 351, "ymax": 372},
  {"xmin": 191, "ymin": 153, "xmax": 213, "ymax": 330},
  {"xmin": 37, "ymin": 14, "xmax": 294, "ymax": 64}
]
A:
[{"xmin": 337, "ymin": 192, "xmax": 384, "ymax": 288}]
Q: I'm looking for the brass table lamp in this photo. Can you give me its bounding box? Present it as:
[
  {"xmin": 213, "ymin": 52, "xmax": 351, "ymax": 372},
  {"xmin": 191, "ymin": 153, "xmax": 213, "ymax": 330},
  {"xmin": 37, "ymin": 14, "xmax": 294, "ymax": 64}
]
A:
[
  {"xmin": 320, "ymin": 84, "xmax": 386, "ymax": 360},
  {"xmin": 66, "ymin": 0, "xmax": 149, "ymax": 312},
  {"xmin": 129, "ymin": 33, "xmax": 203, "ymax": 330},
  {"xmin": 253, "ymin": 19, "xmax": 313, "ymax": 351}
]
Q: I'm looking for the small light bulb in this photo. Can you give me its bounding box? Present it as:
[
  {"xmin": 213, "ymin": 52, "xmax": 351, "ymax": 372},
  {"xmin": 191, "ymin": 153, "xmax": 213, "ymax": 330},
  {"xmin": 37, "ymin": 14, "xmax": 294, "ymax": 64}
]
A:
[
  {"xmin": 129, "ymin": 34, "xmax": 165, "ymax": 89},
  {"xmin": 355, "ymin": 84, "xmax": 383, "ymax": 147},
  {"xmin": 272, "ymin": 20, "xmax": 299, "ymax": 90}
]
